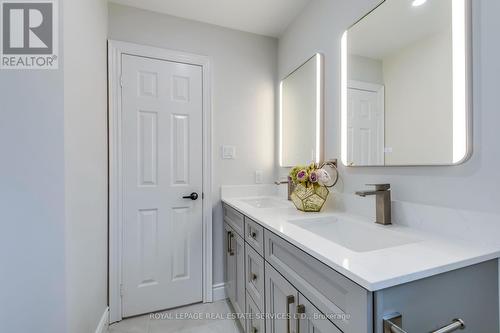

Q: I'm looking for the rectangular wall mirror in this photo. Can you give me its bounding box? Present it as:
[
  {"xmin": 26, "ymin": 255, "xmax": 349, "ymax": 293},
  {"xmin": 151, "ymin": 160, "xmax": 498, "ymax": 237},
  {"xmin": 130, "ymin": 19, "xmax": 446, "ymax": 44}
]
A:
[
  {"xmin": 280, "ymin": 53, "xmax": 324, "ymax": 167},
  {"xmin": 341, "ymin": 0, "xmax": 472, "ymax": 166}
]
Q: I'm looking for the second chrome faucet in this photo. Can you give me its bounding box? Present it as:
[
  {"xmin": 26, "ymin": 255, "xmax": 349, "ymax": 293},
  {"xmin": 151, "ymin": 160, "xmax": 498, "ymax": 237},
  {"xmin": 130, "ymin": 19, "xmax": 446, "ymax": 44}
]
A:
[{"xmin": 355, "ymin": 184, "xmax": 392, "ymax": 225}]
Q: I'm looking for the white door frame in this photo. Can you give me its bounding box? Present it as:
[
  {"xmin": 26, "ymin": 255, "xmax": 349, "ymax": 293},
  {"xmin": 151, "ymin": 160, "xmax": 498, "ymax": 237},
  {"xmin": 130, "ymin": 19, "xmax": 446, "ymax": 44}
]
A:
[{"xmin": 108, "ymin": 40, "xmax": 213, "ymax": 323}]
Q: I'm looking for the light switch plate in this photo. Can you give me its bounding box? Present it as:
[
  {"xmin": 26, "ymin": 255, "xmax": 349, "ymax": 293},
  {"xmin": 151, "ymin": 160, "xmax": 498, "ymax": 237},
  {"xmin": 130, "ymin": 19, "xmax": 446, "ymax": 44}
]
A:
[{"xmin": 222, "ymin": 145, "xmax": 236, "ymax": 159}]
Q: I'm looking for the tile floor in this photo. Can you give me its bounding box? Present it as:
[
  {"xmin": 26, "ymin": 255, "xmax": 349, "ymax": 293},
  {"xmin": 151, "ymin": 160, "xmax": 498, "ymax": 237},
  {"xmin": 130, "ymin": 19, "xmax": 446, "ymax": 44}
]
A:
[{"xmin": 107, "ymin": 300, "xmax": 242, "ymax": 333}]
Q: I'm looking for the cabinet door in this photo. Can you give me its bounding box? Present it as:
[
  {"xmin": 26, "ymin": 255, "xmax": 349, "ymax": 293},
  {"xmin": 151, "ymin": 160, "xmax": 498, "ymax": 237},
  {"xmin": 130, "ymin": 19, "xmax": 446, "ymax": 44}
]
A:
[
  {"xmin": 247, "ymin": 292, "xmax": 265, "ymax": 333},
  {"xmin": 297, "ymin": 294, "xmax": 342, "ymax": 333},
  {"xmin": 225, "ymin": 223, "xmax": 236, "ymax": 306},
  {"xmin": 265, "ymin": 262, "xmax": 298, "ymax": 333},
  {"xmin": 234, "ymin": 230, "xmax": 246, "ymax": 329},
  {"xmin": 225, "ymin": 223, "xmax": 246, "ymax": 329}
]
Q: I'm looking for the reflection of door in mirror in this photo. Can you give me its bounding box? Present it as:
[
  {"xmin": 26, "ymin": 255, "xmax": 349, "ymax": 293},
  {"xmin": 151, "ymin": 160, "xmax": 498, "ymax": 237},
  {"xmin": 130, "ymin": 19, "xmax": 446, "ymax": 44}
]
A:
[
  {"xmin": 347, "ymin": 81, "xmax": 384, "ymax": 166},
  {"xmin": 341, "ymin": 0, "xmax": 471, "ymax": 166}
]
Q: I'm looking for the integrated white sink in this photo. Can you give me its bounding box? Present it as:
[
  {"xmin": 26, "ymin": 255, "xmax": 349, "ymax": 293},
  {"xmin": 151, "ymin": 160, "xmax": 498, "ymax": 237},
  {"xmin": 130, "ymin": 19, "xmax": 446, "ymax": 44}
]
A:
[
  {"xmin": 240, "ymin": 197, "xmax": 289, "ymax": 209},
  {"xmin": 288, "ymin": 216, "xmax": 421, "ymax": 252}
]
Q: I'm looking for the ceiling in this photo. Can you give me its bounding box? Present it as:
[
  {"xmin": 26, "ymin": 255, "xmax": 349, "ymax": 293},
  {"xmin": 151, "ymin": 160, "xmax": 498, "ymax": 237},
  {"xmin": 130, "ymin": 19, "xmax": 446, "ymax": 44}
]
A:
[
  {"xmin": 108, "ymin": 0, "xmax": 312, "ymax": 38},
  {"xmin": 349, "ymin": 0, "xmax": 452, "ymax": 60}
]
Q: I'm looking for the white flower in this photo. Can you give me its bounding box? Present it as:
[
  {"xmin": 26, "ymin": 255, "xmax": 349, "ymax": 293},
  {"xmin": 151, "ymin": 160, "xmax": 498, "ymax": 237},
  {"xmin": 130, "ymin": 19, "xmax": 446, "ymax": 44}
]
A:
[{"xmin": 316, "ymin": 169, "xmax": 331, "ymax": 186}]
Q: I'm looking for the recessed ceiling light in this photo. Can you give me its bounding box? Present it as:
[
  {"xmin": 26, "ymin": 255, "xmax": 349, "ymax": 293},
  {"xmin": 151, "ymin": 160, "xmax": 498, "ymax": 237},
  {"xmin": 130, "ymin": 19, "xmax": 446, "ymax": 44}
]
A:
[{"xmin": 412, "ymin": 0, "xmax": 427, "ymax": 7}]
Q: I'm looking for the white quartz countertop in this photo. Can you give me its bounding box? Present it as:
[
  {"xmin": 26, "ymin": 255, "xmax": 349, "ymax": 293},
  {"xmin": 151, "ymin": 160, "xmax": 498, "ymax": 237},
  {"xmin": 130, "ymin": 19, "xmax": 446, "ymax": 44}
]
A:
[{"xmin": 222, "ymin": 194, "xmax": 500, "ymax": 291}]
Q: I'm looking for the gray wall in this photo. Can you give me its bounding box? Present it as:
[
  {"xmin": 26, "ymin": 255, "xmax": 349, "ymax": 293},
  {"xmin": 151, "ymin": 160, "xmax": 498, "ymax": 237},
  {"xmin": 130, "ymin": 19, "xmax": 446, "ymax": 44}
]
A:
[
  {"xmin": 0, "ymin": 1, "xmax": 109, "ymax": 332},
  {"xmin": 0, "ymin": 9, "xmax": 66, "ymax": 333},
  {"xmin": 64, "ymin": 0, "xmax": 109, "ymax": 332},
  {"xmin": 108, "ymin": 3, "xmax": 278, "ymax": 286},
  {"xmin": 279, "ymin": 0, "xmax": 500, "ymax": 214}
]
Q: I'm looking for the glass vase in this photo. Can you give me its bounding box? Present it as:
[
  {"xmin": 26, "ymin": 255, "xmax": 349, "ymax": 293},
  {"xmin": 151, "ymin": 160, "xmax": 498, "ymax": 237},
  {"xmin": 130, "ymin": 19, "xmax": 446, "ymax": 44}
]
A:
[{"xmin": 290, "ymin": 183, "xmax": 329, "ymax": 212}]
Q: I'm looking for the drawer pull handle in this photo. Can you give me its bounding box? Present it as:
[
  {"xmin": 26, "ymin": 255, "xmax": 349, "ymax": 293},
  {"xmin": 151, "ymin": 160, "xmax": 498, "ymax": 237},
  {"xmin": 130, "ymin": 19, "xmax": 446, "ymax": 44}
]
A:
[
  {"xmin": 251, "ymin": 231, "xmax": 257, "ymax": 239},
  {"xmin": 286, "ymin": 295, "xmax": 295, "ymax": 333},
  {"xmin": 383, "ymin": 313, "xmax": 465, "ymax": 333},
  {"xmin": 251, "ymin": 273, "xmax": 258, "ymax": 281},
  {"xmin": 227, "ymin": 231, "xmax": 235, "ymax": 256},
  {"xmin": 296, "ymin": 304, "xmax": 305, "ymax": 333}
]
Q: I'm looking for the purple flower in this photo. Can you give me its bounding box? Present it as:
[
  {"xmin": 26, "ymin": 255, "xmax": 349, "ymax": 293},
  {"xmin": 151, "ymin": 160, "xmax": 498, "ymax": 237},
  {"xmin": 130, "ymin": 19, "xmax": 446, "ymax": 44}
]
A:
[
  {"xmin": 309, "ymin": 171, "xmax": 318, "ymax": 183},
  {"xmin": 296, "ymin": 170, "xmax": 307, "ymax": 182}
]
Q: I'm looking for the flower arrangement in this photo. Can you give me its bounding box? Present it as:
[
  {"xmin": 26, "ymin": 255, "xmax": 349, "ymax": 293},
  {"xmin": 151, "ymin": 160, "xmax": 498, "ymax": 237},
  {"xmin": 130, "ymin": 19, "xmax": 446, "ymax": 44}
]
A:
[
  {"xmin": 289, "ymin": 163, "xmax": 332, "ymax": 188},
  {"xmin": 289, "ymin": 162, "xmax": 336, "ymax": 212}
]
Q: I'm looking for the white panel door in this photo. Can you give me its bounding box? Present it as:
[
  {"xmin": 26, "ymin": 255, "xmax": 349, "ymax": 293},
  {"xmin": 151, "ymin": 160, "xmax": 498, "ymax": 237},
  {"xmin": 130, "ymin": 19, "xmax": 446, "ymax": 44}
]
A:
[
  {"xmin": 121, "ymin": 54, "xmax": 203, "ymax": 317},
  {"xmin": 347, "ymin": 87, "xmax": 384, "ymax": 166}
]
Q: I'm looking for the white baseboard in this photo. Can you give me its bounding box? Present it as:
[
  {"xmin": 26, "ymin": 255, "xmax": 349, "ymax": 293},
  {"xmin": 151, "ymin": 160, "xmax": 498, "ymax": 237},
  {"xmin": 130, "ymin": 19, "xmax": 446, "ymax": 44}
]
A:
[
  {"xmin": 95, "ymin": 307, "xmax": 109, "ymax": 333},
  {"xmin": 212, "ymin": 283, "xmax": 227, "ymax": 302}
]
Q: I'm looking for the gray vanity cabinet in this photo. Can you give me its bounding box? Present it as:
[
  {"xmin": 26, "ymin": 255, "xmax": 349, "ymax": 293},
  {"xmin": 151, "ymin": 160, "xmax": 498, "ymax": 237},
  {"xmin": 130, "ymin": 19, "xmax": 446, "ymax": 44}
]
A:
[
  {"xmin": 264, "ymin": 230, "xmax": 372, "ymax": 333},
  {"xmin": 225, "ymin": 222, "xmax": 246, "ymax": 329},
  {"xmin": 297, "ymin": 294, "xmax": 342, "ymax": 333},
  {"xmin": 373, "ymin": 259, "xmax": 499, "ymax": 333},
  {"xmin": 223, "ymin": 203, "xmax": 499, "ymax": 333},
  {"xmin": 265, "ymin": 262, "xmax": 299, "ymax": 333},
  {"xmin": 264, "ymin": 262, "xmax": 343, "ymax": 333}
]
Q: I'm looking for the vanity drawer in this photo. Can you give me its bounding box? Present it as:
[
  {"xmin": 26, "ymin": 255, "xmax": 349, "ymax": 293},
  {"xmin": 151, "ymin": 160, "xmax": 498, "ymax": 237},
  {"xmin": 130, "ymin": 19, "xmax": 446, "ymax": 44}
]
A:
[
  {"xmin": 245, "ymin": 243, "xmax": 265, "ymax": 311},
  {"xmin": 264, "ymin": 230, "xmax": 372, "ymax": 333},
  {"xmin": 245, "ymin": 217, "xmax": 264, "ymax": 256},
  {"xmin": 223, "ymin": 204, "xmax": 244, "ymax": 237}
]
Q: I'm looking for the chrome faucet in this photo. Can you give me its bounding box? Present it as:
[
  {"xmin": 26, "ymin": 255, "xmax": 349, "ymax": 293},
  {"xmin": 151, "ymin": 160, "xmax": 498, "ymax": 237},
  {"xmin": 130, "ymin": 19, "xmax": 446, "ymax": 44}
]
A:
[
  {"xmin": 275, "ymin": 176, "xmax": 295, "ymax": 201},
  {"xmin": 355, "ymin": 184, "xmax": 392, "ymax": 225}
]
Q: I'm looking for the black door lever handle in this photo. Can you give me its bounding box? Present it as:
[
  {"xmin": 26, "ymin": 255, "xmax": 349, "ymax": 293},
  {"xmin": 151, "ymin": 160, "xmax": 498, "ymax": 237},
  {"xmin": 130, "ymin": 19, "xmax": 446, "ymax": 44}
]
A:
[{"xmin": 182, "ymin": 192, "xmax": 199, "ymax": 200}]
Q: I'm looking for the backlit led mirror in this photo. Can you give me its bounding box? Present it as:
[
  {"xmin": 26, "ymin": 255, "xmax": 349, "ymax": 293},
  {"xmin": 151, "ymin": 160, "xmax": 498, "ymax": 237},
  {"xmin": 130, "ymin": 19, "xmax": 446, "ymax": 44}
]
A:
[
  {"xmin": 280, "ymin": 54, "xmax": 324, "ymax": 167},
  {"xmin": 341, "ymin": 0, "xmax": 472, "ymax": 166}
]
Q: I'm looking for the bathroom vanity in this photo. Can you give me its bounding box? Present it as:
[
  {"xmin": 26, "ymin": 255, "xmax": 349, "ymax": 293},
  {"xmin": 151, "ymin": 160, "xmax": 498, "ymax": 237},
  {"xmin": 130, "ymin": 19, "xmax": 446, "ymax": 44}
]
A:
[
  {"xmin": 221, "ymin": 1, "xmax": 494, "ymax": 331},
  {"xmin": 222, "ymin": 197, "xmax": 499, "ymax": 333}
]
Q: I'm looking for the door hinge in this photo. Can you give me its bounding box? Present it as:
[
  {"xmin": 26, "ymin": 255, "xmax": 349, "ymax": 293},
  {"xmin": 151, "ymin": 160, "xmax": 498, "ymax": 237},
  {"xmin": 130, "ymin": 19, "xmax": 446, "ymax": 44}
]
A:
[
  {"xmin": 202, "ymin": 192, "xmax": 204, "ymax": 200},
  {"xmin": 120, "ymin": 75, "xmax": 124, "ymax": 88}
]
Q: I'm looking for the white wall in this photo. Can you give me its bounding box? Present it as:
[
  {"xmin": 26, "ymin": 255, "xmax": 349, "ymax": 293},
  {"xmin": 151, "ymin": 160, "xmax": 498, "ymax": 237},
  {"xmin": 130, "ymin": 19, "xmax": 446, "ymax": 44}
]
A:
[
  {"xmin": 279, "ymin": 0, "xmax": 500, "ymax": 214},
  {"xmin": 64, "ymin": 0, "xmax": 109, "ymax": 332},
  {"xmin": 383, "ymin": 29, "xmax": 453, "ymax": 165},
  {"xmin": 0, "ymin": 7, "xmax": 66, "ymax": 333},
  {"xmin": 349, "ymin": 54, "xmax": 384, "ymax": 84},
  {"xmin": 108, "ymin": 3, "xmax": 278, "ymax": 286}
]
